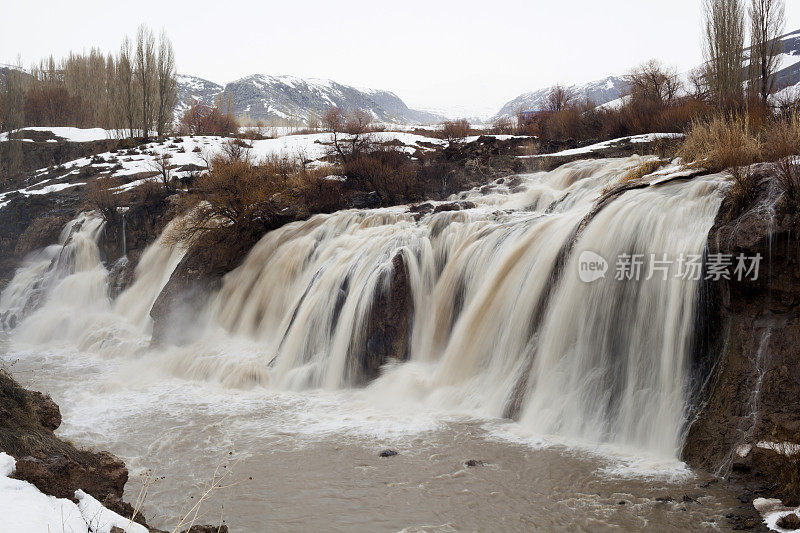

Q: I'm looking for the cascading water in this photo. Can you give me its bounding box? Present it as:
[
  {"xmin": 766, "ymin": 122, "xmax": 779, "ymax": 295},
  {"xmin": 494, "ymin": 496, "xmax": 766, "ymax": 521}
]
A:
[
  {"xmin": 1, "ymin": 156, "xmax": 727, "ymax": 460},
  {"xmin": 2, "ymin": 213, "xmax": 188, "ymax": 353},
  {"xmin": 0, "ymin": 213, "xmax": 106, "ymax": 330}
]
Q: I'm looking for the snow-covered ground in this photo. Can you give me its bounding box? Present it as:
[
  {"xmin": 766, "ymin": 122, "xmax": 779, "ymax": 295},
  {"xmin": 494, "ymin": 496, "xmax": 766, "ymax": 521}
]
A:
[
  {"xmin": 0, "ymin": 453, "xmax": 147, "ymax": 533},
  {"xmin": 0, "ymin": 127, "xmax": 114, "ymax": 143},
  {"xmin": 0, "ymin": 128, "xmax": 453, "ymax": 210},
  {"xmin": 754, "ymin": 497, "xmax": 800, "ymax": 533},
  {"xmin": 0, "ymin": 126, "xmax": 521, "ymax": 210},
  {"xmin": 525, "ymin": 133, "xmax": 683, "ymax": 158}
]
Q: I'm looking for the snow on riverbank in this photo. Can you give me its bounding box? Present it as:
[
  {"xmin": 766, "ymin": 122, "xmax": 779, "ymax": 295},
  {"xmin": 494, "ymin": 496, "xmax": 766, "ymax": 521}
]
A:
[
  {"xmin": 526, "ymin": 133, "xmax": 683, "ymax": 158},
  {"xmin": 754, "ymin": 497, "xmax": 800, "ymax": 532},
  {"xmin": 0, "ymin": 452, "xmax": 146, "ymax": 533}
]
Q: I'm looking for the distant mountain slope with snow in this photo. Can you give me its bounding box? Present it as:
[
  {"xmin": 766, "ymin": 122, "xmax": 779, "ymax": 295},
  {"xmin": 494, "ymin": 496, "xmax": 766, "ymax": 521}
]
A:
[
  {"xmin": 175, "ymin": 74, "xmax": 445, "ymax": 125},
  {"xmin": 175, "ymin": 74, "xmax": 224, "ymax": 118},
  {"xmin": 494, "ymin": 76, "xmax": 629, "ymax": 119},
  {"xmin": 765, "ymin": 29, "xmax": 800, "ymax": 99},
  {"xmin": 495, "ymin": 28, "xmax": 800, "ymax": 120}
]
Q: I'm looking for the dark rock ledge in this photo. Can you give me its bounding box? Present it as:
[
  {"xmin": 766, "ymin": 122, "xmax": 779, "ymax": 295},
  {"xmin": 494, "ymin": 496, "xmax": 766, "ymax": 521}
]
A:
[{"xmin": 0, "ymin": 368, "xmax": 227, "ymax": 533}]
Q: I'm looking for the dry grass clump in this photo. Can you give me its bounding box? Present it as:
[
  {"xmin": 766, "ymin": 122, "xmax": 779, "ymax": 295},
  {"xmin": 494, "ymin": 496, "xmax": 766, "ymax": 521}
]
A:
[
  {"xmin": 764, "ymin": 112, "xmax": 800, "ymax": 205},
  {"xmin": 621, "ymin": 158, "xmax": 668, "ymax": 184},
  {"xmin": 678, "ymin": 114, "xmax": 762, "ymax": 174},
  {"xmin": 679, "ymin": 112, "xmax": 800, "ymax": 214},
  {"xmin": 599, "ymin": 158, "xmax": 668, "ymax": 196},
  {"xmin": 679, "ymin": 114, "xmax": 763, "ymax": 212}
]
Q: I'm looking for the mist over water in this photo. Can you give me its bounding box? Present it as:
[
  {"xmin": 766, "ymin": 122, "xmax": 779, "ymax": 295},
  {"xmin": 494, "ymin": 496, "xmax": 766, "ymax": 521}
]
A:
[{"xmin": 0, "ymin": 156, "xmax": 737, "ymax": 531}]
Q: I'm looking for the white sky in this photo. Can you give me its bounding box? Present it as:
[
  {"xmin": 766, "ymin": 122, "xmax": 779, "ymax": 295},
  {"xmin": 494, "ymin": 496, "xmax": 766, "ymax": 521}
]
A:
[{"xmin": 4, "ymin": 0, "xmax": 800, "ymax": 118}]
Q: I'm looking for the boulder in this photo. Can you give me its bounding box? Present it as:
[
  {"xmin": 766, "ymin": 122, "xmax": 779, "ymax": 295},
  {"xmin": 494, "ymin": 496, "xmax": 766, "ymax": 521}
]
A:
[
  {"xmin": 0, "ymin": 370, "xmax": 127, "ymax": 502},
  {"xmin": 353, "ymin": 253, "xmax": 412, "ymax": 383},
  {"xmin": 778, "ymin": 513, "xmax": 800, "ymax": 530}
]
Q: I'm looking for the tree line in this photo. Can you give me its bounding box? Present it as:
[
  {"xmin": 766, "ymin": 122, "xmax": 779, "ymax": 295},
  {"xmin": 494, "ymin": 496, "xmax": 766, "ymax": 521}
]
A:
[
  {"xmin": 511, "ymin": 0, "xmax": 787, "ymax": 142},
  {"xmin": 0, "ymin": 25, "xmax": 177, "ymax": 140}
]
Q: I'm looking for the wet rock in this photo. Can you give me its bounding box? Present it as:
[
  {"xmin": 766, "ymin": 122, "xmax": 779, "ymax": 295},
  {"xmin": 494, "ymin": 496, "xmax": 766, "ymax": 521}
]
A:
[
  {"xmin": 432, "ymin": 201, "xmax": 476, "ymax": 213},
  {"xmin": 0, "ymin": 370, "xmax": 127, "ymax": 502},
  {"xmin": 464, "ymin": 459, "xmax": 485, "ymax": 467},
  {"xmin": 150, "ymin": 225, "xmax": 266, "ymax": 346},
  {"xmin": 350, "ymin": 191, "xmax": 380, "ymax": 209},
  {"xmin": 379, "ymin": 449, "xmax": 399, "ymax": 457},
  {"xmin": 354, "ymin": 252, "xmax": 412, "ymax": 383},
  {"xmin": 27, "ymin": 390, "xmax": 61, "ymax": 431},
  {"xmin": 180, "ymin": 526, "xmax": 229, "ymax": 533},
  {"xmin": 682, "ymin": 494, "xmax": 699, "ymax": 503},
  {"xmin": 14, "ymin": 451, "xmax": 127, "ymax": 501},
  {"xmin": 778, "ymin": 513, "xmax": 800, "ymax": 530},
  {"xmin": 682, "ymin": 167, "xmax": 800, "ymax": 502},
  {"xmin": 409, "ymin": 202, "xmax": 434, "ymax": 215},
  {"xmin": 13, "ymin": 215, "xmax": 72, "ymax": 258}
]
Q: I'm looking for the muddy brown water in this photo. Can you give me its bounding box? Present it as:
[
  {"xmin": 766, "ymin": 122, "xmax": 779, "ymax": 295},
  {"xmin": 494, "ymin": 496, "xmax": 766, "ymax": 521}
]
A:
[{"xmin": 1, "ymin": 343, "xmax": 756, "ymax": 533}]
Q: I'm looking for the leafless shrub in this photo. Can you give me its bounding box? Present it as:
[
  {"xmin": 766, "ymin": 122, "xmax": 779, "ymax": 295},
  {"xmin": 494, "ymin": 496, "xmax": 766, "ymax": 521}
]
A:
[{"xmin": 441, "ymin": 119, "xmax": 471, "ymax": 143}]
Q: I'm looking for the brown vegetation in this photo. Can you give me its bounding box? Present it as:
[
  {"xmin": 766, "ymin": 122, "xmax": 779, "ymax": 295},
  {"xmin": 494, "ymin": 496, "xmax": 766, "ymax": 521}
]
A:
[
  {"xmin": 441, "ymin": 119, "xmax": 471, "ymax": 142},
  {"xmin": 179, "ymin": 100, "xmax": 238, "ymax": 136}
]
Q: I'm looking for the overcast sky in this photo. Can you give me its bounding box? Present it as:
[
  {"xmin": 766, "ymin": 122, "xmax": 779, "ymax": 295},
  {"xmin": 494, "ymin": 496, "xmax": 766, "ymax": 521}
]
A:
[{"xmin": 4, "ymin": 0, "xmax": 800, "ymax": 118}]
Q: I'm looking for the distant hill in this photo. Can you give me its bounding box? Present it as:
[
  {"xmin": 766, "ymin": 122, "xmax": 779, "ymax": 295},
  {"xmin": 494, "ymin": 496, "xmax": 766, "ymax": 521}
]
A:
[
  {"xmin": 494, "ymin": 76, "xmax": 629, "ymax": 120},
  {"xmin": 764, "ymin": 29, "xmax": 800, "ymax": 100},
  {"xmin": 494, "ymin": 28, "xmax": 800, "ymax": 120},
  {"xmin": 175, "ymin": 74, "xmax": 445, "ymax": 126}
]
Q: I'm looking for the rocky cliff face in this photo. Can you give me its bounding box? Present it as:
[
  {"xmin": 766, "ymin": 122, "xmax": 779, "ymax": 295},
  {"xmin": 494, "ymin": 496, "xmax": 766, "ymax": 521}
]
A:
[{"xmin": 683, "ymin": 165, "xmax": 800, "ymax": 502}]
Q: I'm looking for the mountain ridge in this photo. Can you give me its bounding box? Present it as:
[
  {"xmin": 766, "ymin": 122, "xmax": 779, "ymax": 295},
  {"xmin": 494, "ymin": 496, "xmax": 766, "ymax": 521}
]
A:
[
  {"xmin": 176, "ymin": 73, "xmax": 445, "ymax": 125},
  {"xmin": 494, "ymin": 28, "xmax": 800, "ymax": 120}
]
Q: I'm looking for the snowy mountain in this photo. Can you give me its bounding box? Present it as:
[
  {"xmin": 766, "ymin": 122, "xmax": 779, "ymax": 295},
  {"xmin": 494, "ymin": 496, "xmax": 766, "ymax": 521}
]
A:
[
  {"xmin": 175, "ymin": 74, "xmax": 445, "ymax": 125},
  {"xmin": 496, "ymin": 29, "xmax": 800, "ymax": 120},
  {"xmin": 764, "ymin": 29, "xmax": 800, "ymax": 100},
  {"xmin": 494, "ymin": 76, "xmax": 629, "ymax": 119},
  {"xmin": 175, "ymin": 74, "xmax": 225, "ymax": 118}
]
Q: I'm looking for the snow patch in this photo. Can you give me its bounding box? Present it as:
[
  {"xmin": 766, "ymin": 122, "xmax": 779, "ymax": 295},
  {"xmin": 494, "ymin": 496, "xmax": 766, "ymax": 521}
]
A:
[
  {"xmin": 0, "ymin": 452, "xmax": 146, "ymax": 533},
  {"xmin": 527, "ymin": 133, "xmax": 682, "ymax": 158}
]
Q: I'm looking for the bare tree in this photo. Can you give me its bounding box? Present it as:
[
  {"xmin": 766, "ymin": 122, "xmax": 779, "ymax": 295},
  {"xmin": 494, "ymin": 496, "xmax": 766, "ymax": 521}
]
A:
[
  {"xmin": 0, "ymin": 58, "xmax": 27, "ymax": 182},
  {"xmin": 323, "ymin": 107, "xmax": 373, "ymax": 162},
  {"xmin": 441, "ymin": 119, "xmax": 471, "ymax": 142},
  {"xmin": 625, "ymin": 60, "xmax": 683, "ymax": 105},
  {"xmin": 688, "ymin": 66, "xmax": 710, "ymax": 100},
  {"xmin": 156, "ymin": 31, "xmax": 177, "ymax": 138},
  {"xmin": 748, "ymin": 0, "xmax": 785, "ymax": 103},
  {"xmin": 135, "ymin": 25, "xmax": 157, "ymax": 139},
  {"xmin": 150, "ymin": 153, "xmax": 175, "ymax": 192},
  {"xmin": 703, "ymin": 0, "xmax": 746, "ymax": 107},
  {"xmin": 118, "ymin": 37, "xmax": 137, "ymax": 138},
  {"xmin": 546, "ymin": 84, "xmax": 575, "ymax": 112}
]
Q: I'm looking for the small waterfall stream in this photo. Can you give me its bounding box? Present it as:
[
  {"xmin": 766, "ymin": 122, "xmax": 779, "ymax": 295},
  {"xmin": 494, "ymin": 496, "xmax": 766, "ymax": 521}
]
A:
[{"xmin": 0, "ymin": 156, "xmax": 728, "ymax": 459}]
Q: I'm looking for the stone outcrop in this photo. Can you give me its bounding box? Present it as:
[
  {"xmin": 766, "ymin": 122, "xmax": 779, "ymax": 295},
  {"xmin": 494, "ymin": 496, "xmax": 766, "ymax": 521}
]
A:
[
  {"xmin": 354, "ymin": 253, "xmax": 412, "ymax": 383},
  {"xmin": 0, "ymin": 369, "xmax": 128, "ymax": 502},
  {"xmin": 683, "ymin": 166, "xmax": 800, "ymax": 503},
  {"xmin": 149, "ymin": 225, "xmax": 267, "ymax": 345}
]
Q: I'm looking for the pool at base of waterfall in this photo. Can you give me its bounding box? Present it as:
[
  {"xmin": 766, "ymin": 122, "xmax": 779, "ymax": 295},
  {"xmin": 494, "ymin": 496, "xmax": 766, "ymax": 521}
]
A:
[{"xmin": 2, "ymin": 344, "xmax": 748, "ymax": 533}]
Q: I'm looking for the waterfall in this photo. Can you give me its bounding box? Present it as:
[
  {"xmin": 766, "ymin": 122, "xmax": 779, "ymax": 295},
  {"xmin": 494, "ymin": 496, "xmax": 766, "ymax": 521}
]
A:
[
  {"xmin": 2, "ymin": 213, "xmax": 188, "ymax": 353},
  {"xmin": 0, "ymin": 213, "xmax": 106, "ymax": 330},
  {"xmin": 1, "ymin": 156, "xmax": 728, "ymax": 457}
]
